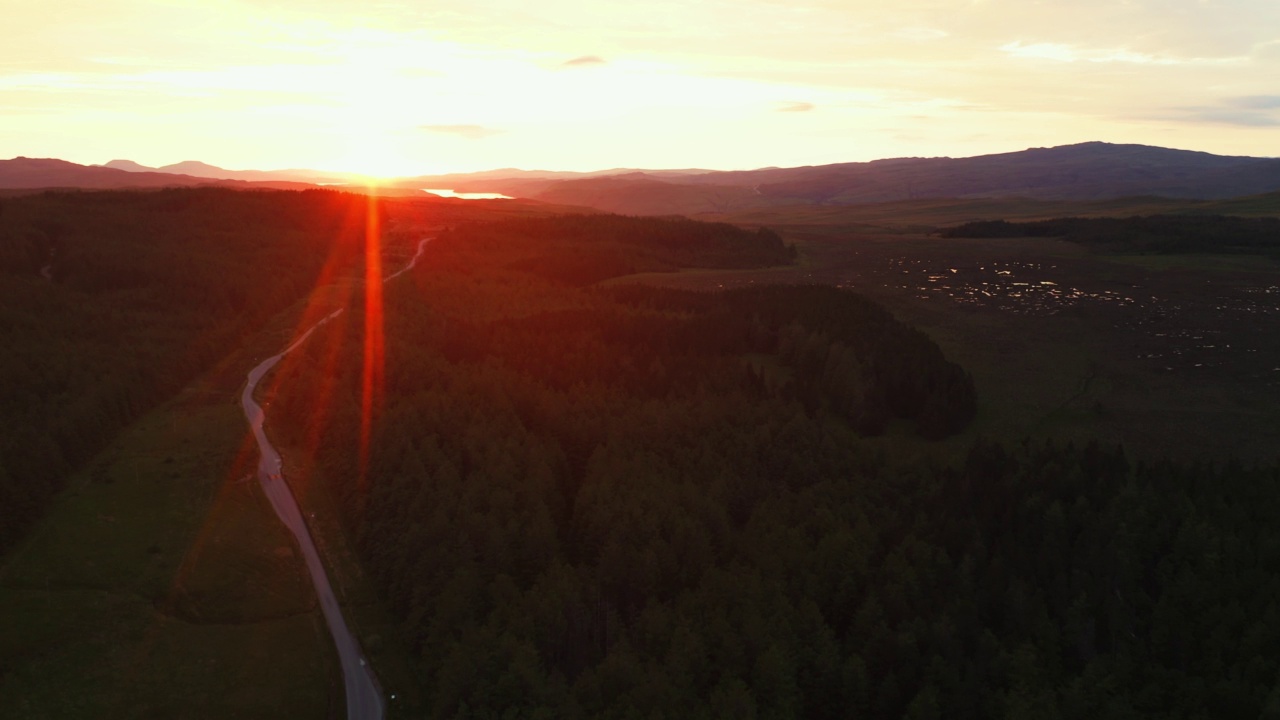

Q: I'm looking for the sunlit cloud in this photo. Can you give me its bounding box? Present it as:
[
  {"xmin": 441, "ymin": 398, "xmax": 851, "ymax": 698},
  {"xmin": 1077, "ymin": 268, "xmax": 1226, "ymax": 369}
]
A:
[
  {"xmin": 777, "ymin": 101, "xmax": 815, "ymax": 113},
  {"xmin": 1230, "ymin": 95, "xmax": 1280, "ymax": 110},
  {"xmin": 1157, "ymin": 97, "xmax": 1280, "ymax": 128},
  {"xmin": 420, "ymin": 124, "xmax": 505, "ymax": 139},
  {"xmin": 1185, "ymin": 111, "xmax": 1280, "ymax": 128},
  {"xmin": 561, "ymin": 55, "xmax": 607, "ymax": 68},
  {"xmin": 1255, "ymin": 41, "xmax": 1280, "ymax": 60},
  {"xmin": 999, "ymin": 41, "xmax": 1187, "ymax": 65},
  {"xmin": 893, "ymin": 27, "xmax": 948, "ymax": 42}
]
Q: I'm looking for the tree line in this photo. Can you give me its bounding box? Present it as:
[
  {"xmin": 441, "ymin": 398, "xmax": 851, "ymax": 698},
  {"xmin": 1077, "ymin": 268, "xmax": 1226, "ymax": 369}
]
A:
[
  {"xmin": 427, "ymin": 214, "xmax": 797, "ymax": 286},
  {"xmin": 941, "ymin": 215, "xmax": 1280, "ymax": 257}
]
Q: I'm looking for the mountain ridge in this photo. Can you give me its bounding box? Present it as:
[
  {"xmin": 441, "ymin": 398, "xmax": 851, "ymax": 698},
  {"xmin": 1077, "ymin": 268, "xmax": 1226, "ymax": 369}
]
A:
[
  {"xmin": 434, "ymin": 142, "xmax": 1280, "ymax": 215},
  {"xmin": 101, "ymin": 158, "xmax": 356, "ymax": 184},
  {"xmin": 9, "ymin": 142, "xmax": 1280, "ymax": 212},
  {"xmin": 0, "ymin": 157, "xmax": 321, "ymax": 191}
]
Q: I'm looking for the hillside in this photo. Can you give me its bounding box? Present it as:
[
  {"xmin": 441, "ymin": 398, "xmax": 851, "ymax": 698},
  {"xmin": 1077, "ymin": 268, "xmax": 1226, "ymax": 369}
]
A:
[
  {"xmin": 525, "ymin": 175, "xmax": 779, "ymax": 215},
  {"xmin": 21, "ymin": 143, "xmax": 1280, "ymax": 210},
  {"xmin": 0, "ymin": 157, "xmax": 316, "ymax": 191},
  {"xmin": 682, "ymin": 142, "xmax": 1280, "ymax": 200},
  {"xmin": 439, "ymin": 142, "xmax": 1280, "ymax": 216},
  {"xmin": 105, "ymin": 159, "xmax": 355, "ymax": 184}
]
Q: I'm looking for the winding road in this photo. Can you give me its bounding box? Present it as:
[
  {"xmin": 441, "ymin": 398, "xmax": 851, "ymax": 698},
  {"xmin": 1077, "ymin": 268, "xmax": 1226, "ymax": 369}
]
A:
[{"xmin": 239, "ymin": 237, "xmax": 429, "ymax": 720}]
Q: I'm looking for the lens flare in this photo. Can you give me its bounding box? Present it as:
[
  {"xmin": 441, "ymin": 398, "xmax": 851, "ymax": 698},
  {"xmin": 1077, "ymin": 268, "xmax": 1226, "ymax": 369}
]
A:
[{"xmin": 358, "ymin": 190, "xmax": 384, "ymax": 502}]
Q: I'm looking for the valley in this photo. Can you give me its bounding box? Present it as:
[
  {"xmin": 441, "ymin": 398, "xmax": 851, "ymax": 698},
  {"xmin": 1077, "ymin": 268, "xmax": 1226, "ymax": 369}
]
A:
[{"xmin": 0, "ymin": 163, "xmax": 1278, "ymax": 718}]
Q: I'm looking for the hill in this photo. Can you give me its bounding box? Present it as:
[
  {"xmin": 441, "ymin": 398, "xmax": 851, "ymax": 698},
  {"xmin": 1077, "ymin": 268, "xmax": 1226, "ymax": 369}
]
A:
[
  {"xmin": 682, "ymin": 142, "xmax": 1280, "ymax": 200},
  {"xmin": 101, "ymin": 159, "xmax": 154, "ymax": 173},
  {"xmin": 439, "ymin": 142, "xmax": 1280, "ymax": 216},
  {"xmin": 105, "ymin": 158, "xmax": 356, "ymax": 184},
  {"xmin": 522, "ymin": 175, "xmax": 778, "ymax": 215},
  {"xmin": 46, "ymin": 142, "xmax": 1280, "ymax": 210},
  {"xmin": 1, "ymin": 157, "xmax": 317, "ymax": 191}
]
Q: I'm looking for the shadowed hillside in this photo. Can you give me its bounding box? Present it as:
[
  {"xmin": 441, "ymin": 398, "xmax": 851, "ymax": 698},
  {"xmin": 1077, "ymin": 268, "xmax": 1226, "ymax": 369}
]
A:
[
  {"xmin": 437, "ymin": 143, "xmax": 1280, "ymax": 216},
  {"xmin": 0, "ymin": 157, "xmax": 320, "ymax": 191}
]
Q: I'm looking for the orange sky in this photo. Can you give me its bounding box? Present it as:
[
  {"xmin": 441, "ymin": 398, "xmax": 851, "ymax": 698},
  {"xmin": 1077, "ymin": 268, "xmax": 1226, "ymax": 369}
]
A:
[{"xmin": 3, "ymin": 0, "xmax": 1279, "ymax": 176}]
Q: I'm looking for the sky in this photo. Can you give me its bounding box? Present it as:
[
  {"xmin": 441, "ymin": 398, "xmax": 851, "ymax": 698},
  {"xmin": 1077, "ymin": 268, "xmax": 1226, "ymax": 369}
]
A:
[{"xmin": 3, "ymin": 0, "xmax": 1280, "ymax": 176}]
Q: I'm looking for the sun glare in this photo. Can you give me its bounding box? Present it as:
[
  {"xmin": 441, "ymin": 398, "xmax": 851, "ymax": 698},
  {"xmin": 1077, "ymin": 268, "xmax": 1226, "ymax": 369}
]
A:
[
  {"xmin": 342, "ymin": 150, "xmax": 422, "ymax": 181},
  {"xmin": 358, "ymin": 193, "xmax": 384, "ymax": 498},
  {"xmin": 333, "ymin": 112, "xmax": 422, "ymax": 180}
]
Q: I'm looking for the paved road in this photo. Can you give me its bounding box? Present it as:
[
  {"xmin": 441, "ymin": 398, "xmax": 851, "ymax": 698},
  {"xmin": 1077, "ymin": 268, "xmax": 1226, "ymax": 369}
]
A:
[{"xmin": 239, "ymin": 237, "xmax": 429, "ymax": 720}]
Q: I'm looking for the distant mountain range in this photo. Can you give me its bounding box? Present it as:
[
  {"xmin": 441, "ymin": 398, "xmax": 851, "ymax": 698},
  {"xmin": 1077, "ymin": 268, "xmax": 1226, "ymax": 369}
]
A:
[
  {"xmin": 407, "ymin": 142, "xmax": 1280, "ymax": 215},
  {"xmin": 0, "ymin": 158, "xmax": 443, "ymax": 195},
  {"xmin": 100, "ymin": 159, "xmax": 357, "ymax": 184},
  {"xmin": 4, "ymin": 143, "xmax": 1280, "ymax": 215},
  {"xmin": 0, "ymin": 157, "xmax": 323, "ymax": 192}
]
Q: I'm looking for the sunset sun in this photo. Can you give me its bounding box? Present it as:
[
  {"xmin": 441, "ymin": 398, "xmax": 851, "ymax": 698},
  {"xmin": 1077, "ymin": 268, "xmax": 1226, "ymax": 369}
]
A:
[{"xmin": 337, "ymin": 135, "xmax": 415, "ymax": 181}]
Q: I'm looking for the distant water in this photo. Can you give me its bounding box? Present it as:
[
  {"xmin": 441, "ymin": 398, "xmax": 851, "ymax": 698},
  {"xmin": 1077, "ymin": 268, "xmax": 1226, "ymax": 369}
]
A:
[{"xmin": 422, "ymin": 188, "xmax": 513, "ymax": 200}]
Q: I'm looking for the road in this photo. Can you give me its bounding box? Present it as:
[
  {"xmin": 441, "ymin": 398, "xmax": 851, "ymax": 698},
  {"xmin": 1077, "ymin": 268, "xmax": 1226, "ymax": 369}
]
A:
[{"xmin": 239, "ymin": 237, "xmax": 429, "ymax": 720}]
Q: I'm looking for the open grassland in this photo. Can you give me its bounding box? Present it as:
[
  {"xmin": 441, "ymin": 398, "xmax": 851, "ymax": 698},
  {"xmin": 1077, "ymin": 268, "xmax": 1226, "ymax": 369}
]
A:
[
  {"xmin": 623, "ymin": 221, "xmax": 1280, "ymax": 464},
  {"xmin": 0, "ymin": 376, "xmax": 336, "ymax": 719}
]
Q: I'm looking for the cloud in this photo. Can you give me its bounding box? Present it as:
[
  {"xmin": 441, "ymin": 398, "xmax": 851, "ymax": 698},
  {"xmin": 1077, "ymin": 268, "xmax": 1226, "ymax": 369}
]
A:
[
  {"xmin": 1157, "ymin": 100, "xmax": 1280, "ymax": 128},
  {"xmin": 999, "ymin": 41, "xmax": 1183, "ymax": 65},
  {"xmin": 893, "ymin": 27, "xmax": 948, "ymax": 42},
  {"xmin": 561, "ymin": 55, "xmax": 606, "ymax": 68},
  {"xmin": 420, "ymin": 124, "xmax": 504, "ymax": 139},
  {"xmin": 777, "ymin": 101, "xmax": 815, "ymax": 112},
  {"xmin": 1183, "ymin": 110, "xmax": 1280, "ymax": 127},
  {"xmin": 1000, "ymin": 41, "xmax": 1078, "ymax": 62},
  {"xmin": 1255, "ymin": 40, "xmax": 1280, "ymax": 60},
  {"xmin": 1229, "ymin": 95, "xmax": 1280, "ymax": 110}
]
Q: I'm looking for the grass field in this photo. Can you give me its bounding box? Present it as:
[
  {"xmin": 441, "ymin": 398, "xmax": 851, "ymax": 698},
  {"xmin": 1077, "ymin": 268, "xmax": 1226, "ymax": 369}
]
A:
[
  {"xmin": 0, "ymin": 375, "xmax": 336, "ymax": 718},
  {"xmin": 623, "ymin": 220, "xmax": 1280, "ymax": 464}
]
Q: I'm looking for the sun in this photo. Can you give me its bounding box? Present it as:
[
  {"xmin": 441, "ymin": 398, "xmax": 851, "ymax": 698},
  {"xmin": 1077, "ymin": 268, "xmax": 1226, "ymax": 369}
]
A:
[{"xmin": 336, "ymin": 135, "xmax": 420, "ymax": 180}]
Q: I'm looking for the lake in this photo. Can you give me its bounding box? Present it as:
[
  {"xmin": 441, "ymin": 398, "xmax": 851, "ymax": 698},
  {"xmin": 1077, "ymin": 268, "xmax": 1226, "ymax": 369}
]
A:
[{"xmin": 421, "ymin": 188, "xmax": 513, "ymax": 200}]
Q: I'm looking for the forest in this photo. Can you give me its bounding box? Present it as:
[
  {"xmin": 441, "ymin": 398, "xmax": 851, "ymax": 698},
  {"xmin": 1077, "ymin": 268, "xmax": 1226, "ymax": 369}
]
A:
[
  {"xmin": 426, "ymin": 214, "xmax": 798, "ymax": 286},
  {"xmin": 941, "ymin": 214, "xmax": 1280, "ymax": 257},
  {"xmin": 8, "ymin": 194, "xmax": 1280, "ymax": 717},
  {"xmin": 263, "ymin": 213, "xmax": 1280, "ymax": 718},
  {"xmin": 0, "ymin": 187, "xmax": 383, "ymax": 549}
]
